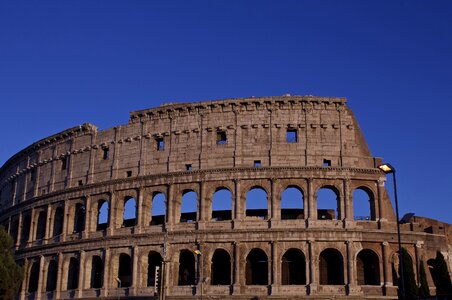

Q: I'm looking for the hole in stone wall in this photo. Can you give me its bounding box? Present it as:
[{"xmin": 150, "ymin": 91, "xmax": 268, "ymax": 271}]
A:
[
  {"xmin": 53, "ymin": 207, "xmax": 64, "ymax": 237},
  {"xmin": 147, "ymin": 252, "xmax": 163, "ymax": 287},
  {"xmin": 91, "ymin": 255, "xmax": 104, "ymax": 289},
  {"xmin": 118, "ymin": 253, "xmax": 132, "ymax": 287},
  {"xmin": 281, "ymin": 249, "xmax": 306, "ymax": 285},
  {"xmin": 186, "ymin": 164, "xmax": 192, "ymax": 171},
  {"xmin": 246, "ymin": 248, "xmax": 268, "ymax": 285},
  {"xmin": 102, "ymin": 148, "xmax": 109, "ymax": 160},
  {"xmin": 217, "ymin": 130, "xmax": 227, "ymax": 145},
  {"xmin": 178, "ymin": 250, "xmax": 195, "ymax": 286},
  {"xmin": 35, "ymin": 211, "xmax": 47, "ymax": 240},
  {"xmin": 319, "ymin": 248, "xmax": 344, "ymax": 285},
  {"xmin": 46, "ymin": 260, "xmax": 58, "ymax": 292},
  {"xmin": 67, "ymin": 257, "xmax": 80, "ymax": 290},
  {"xmin": 211, "ymin": 249, "xmax": 231, "ymax": 285},
  {"xmin": 61, "ymin": 157, "xmax": 68, "ymax": 170},
  {"xmin": 323, "ymin": 159, "xmax": 331, "ymax": 167},
  {"xmin": 254, "ymin": 160, "xmax": 262, "ymax": 167},
  {"xmin": 286, "ymin": 129, "xmax": 298, "ymax": 143},
  {"xmin": 126, "ymin": 171, "xmax": 132, "ymax": 177},
  {"xmin": 156, "ymin": 138, "xmax": 164, "ymax": 151}
]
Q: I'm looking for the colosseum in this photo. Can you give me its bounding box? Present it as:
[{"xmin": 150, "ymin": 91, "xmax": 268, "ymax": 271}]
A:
[{"xmin": 0, "ymin": 95, "xmax": 450, "ymax": 299}]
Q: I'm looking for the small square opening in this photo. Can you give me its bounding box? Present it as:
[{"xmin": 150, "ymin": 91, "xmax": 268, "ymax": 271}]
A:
[
  {"xmin": 156, "ymin": 138, "xmax": 164, "ymax": 151},
  {"xmin": 254, "ymin": 160, "xmax": 262, "ymax": 167},
  {"xmin": 286, "ymin": 129, "xmax": 298, "ymax": 143},
  {"xmin": 61, "ymin": 157, "xmax": 67, "ymax": 170},
  {"xmin": 103, "ymin": 148, "xmax": 109, "ymax": 160},
  {"xmin": 126, "ymin": 171, "xmax": 132, "ymax": 177},
  {"xmin": 30, "ymin": 169, "xmax": 35, "ymax": 182},
  {"xmin": 78, "ymin": 180, "xmax": 83, "ymax": 186},
  {"xmin": 186, "ymin": 164, "xmax": 193, "ymax": 171},
  {"xmin": 323, "ymin": 159, "xmax": 331, "ymax": 167},
  {"xmin": 216, "ymin": 131, "xmax": 227, "ymax": 145}
]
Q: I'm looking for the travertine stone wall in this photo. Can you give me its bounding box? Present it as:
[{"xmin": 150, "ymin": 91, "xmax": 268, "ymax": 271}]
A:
[{"xmin": 0, "ymin": 96, "xmax": 450, "ymax": 300}]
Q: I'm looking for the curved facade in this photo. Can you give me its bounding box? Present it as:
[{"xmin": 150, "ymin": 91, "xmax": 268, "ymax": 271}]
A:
[{"xmin": 0, "ymin": 95, "xmax": 450, "ymax": 299}]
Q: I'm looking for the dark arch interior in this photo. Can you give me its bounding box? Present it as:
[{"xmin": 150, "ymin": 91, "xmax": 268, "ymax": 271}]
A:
[
  {"xmin": 118, "ymin": 253, "xmax": 132, "ymax": 287},
  {"xmin": 246, "ymin": 248, "xmax": 268, "ymax": 285},
  {"xmin": 21, "ymin": 214, "xmax": 31, "ymax": 245},
  {"xmin": 147, "ymin": 252, "xmax": 163, "ymax": 287},
  {"xmin": 28, "ymin": 262, "xmax": 40, "ymax": 293},
  {"xmin": 91, "ymin": 255, "xmax": 103, "ymax": 289},
  {"xmin": 46, "ymin": 260, "xmax": 58, "ymax": 292},
  {"xmin": 211, "ymin": 249, "xmax": 231, "ymax": 285},
  {"xmin": 53, "ymin": 207, "xmax": 64, "ymax": 237},
  {"xmin": 319, "ymin": 248, "xmax": 344, "ymax": 285},
  {"xmin": 357, "ymin": 249, "xmax": 380, "ymax": 285},
  {"xmin": 74, "ymin": 204, "xmax": 85, "ymax": 233},
  {"xmin": 281, "ymin": 249, "xmax": 306, "ymax": 285},
  {"xmin": 178, "ymin": 250, "xmax": 195, "ymax": 285},
  {"xmin": 10, "ymin": 219, "xmax": 19, "ymax": 244},
  {"xmin": 35, "ymin": 211, "xmax": 47, "ymax": 240},
  {"xmin": 67, "ymin": 257, "xmax": 79, "ymax": 290}
]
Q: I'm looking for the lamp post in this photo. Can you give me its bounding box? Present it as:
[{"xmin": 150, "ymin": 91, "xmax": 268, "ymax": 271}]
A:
[
  {"xmin": 378, "ymin": 163, "xmax": 405, "ymax": 299},
  {"xmin": 115, "ymin": 277, "xmax": 121, "ymax": 300},
  {"xmin": 194, "ymin": 249, "xmax": 203, "ymax": 300}
]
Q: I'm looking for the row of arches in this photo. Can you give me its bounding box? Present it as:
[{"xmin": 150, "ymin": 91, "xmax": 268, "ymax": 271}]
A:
[
  {"xmin": 9, "ymin": 184, "xmax": 377, "ymax": 246},
  {"xmin": 26, "ymin": 247, "xmax": 382, "ymax": 295}
]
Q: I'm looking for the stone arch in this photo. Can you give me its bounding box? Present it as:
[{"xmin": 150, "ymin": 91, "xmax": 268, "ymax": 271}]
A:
[
  {"xmin": 211, "ymin": 187, "xmax": 232, "ymax": 221},
  {"xmin": 46, "ymin": 259, "xmax": 58, "ymax": 292},
  {"xmin": 35, "ymin": 210, "xmax": 47, "ymax": 240},
  {"xmin": 211, "ymin": 248, "xmax": 232, "ymax": 285},
  {"xmin": 147, "ymin": 251, "xmax": 163, "ymax": 287},
  {"xmin": 10, "ymin": 217, "xmax": 19, "ymax": 244},
  {"xmin": 118, "ymin": 253, "xmax": 132, "ymax": 287},
  {"xmin": 28, "ymin": 261, "xmax": 40, "ymax": 293},
  {"xmin": 151, "ymin": 192, "xmax": 166, "ymax": 225},
  {"xmin": 67, "ymin": 257, "xmax": 80, "ymax": 290},
  {"xmin": 281, "ymin": 248, "xmax": 306, "ymax": 285},
  {"xmin": 180, "ymin": 190, "xmax": 197, "ymax": 223},
  {"xmin": 316, "ymin": 186, "xmax": 340, "ymax": 220},
  {"xmin": 319, "ymin": 248, "xmax": 344, "ymax": 285},
  {"xmin": 353, "ymin": 186, "xmax": 376, "ymax": 221},
  {"xmin": 281, "ymin": 185, "xmax": 304, "ymax": 220},
  {"xmin": 178, "ymin": 249, "xmax": 196, "ymax": 286},
  {"xmin": 21, "ymin": 213, "xmax": 31, "ymax": 245},
  {"xmin": 246, "ymin": 186, "xmax": 268, "ymax": 219},
  {"xmin": 356, "ymin": 249, "xmax": 380, "ymax": 285},
  {"xmin": 246, "ymin": 248, "xmax": 268, "ymax": 285},
  {"xmin": 52, "ymin": 206, "xmax": 64, "ymax": 237},
  {"xmin": 123, "ymin": 196, "xmax": 137, "ymax": 227},
  {"xmin": 90, "ymin": 255, "xmax": 103, "ymax": 289},
  {"xmin": 96, "ymin": 200, "xmax": 109, "ymax": 231},
  {"xmin": 391, "ymin": 249, "xmax": 415, "ymax": 286}
]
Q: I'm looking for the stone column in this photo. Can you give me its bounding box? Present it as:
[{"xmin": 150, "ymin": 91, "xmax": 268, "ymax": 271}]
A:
[
  {"xmin": 377, "ymin": 179, "xmax": 386, "ymax": 223},
  {"xmin": 62, "ymin": 202, "xmax": 69, "ymax": 242},
  {"xmin": 198, "ymin": 181, "xmax": 207, "ymax": 229},
  {"xmin": 132, "ymin": 246, "xmax": 139, "ymax": 293},
  {"xmin": 77, "ymin": 251, "xmax": 86, "ymax": 298},
  {"xmin": 102, "ymin": 248, "xmax": 111, "ymax": 297},
  {"xmin": 346, "ymin": 241, "xmax": 358, "ymax": 295},
  {"xmin": 55, "ymin": 253, "xmax": 64, "ymax": 299},
  {"xmin": 415, "ymin": 241, "xmax": 424, "ymax": 284},
  {"xmin": 107, "ymin": 192, "xmax": 115, "ymax": 236},
  {"xmin": 343, "ymin": 179, "xmax": 351, "ymax": 223},
  {"xmin": 307, "ymin": 240, "xmax": 317, "ymax": 295},
  {"xmin": 36, "ymin": 256, "xmax": 44, "ymax": 300},
  {"xmin": 234, "ymin": 179, "xmax": 243, "ymax": 222},
  {"xmin": 28, "ymin": 208, "xmax": 36, "ymax": 245},
  {"xmin": 136, "ymin": 189, "xmax": 144, "ymax": 234},
  {"xmin": 307, "ymin": 178, "xmax": 317, "ymax": 222},
  {"xmin": 167, "ymin": 184, "xmax": 174, "ymax": 229},
  {"xmin": 16, "ymin": 213, "xmax": 23, "ymax": 248},
  {"xmin": 19, "ymin": 258, "xmax": 29, "ymax": 300},
  {"xmin": 381, "ymin": 241, "xmax": 391, "ymax": 295},
  {"xmin": 83, "ymin": 196, "xmax": 91, "ymax": 238},
  {"xmin": 270, "ymin": 178, "xmax": 280, "ymax": 220},
  {"xmin": 44, "ymin": 205, "xmax": 52, "ymax": 242},
  {"xmin": 271, "ymin": 241, "xmax": 279, "ymax": 289},
  {"xmin": 232, "ymin": 242, "xmax": 241, "ymax": 294}
]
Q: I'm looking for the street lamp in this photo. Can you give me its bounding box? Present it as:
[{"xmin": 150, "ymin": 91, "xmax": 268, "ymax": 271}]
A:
[
  {"xmin": 115, "ymin": 277, "xmax": 122, "ymax": 300},
  {"xmin": 378, "ymin": 163, "xmax": 405, "ymax": 299}
]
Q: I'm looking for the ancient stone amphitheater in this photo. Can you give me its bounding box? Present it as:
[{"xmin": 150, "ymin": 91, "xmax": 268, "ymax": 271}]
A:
[{"xmin": 0, "ymin": 96, "xmax": 450, "ymax": 299}]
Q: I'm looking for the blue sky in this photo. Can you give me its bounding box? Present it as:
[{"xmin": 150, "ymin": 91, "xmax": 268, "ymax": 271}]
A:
[{"xmin": 1, "ymin": 1, "xmax": 451, "ymax": 223}]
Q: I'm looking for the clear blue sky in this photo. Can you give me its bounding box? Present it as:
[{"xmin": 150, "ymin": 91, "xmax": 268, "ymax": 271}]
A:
[{"xmin": 1, "ymin": 1, "xmax": 451, "ymax": 223}]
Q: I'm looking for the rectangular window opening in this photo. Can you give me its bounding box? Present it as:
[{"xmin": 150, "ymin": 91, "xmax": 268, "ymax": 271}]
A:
[
  {"xmin": 61, "ymin": 157, "xmax": 67, "ymax": 170},
  {"xmin": 126, "ymin": 171, "xmax": 132, "ymax": 177},
  {"xmin": 323, "ymin": 159, "xmax": 331, "ymax": 167},
  {"xmin": 254, "ymin": 160, "xmax": 262, "ymax": 168},
  {"xmin": 30, "ymin": 169, "xmax": 35, "ymax": 182},
  {"xmin": 103, "ymin": 148, "xmax": 109, "ymax": 160},
  {"xmin": 216, "ymin": 131, "xmax": 227, "ymax": 145},
  {"xmin": 286, "ymin": 129, "xmax": 298, "ymax": 143},
  {"xmin": 78, "ymin": 180, "xmax": 83, "ymax": 186},
  {"xmin": 186, "ymin": 164, "xmax": 192, "ymax": 171},
  {"xmin": 156, "ymin": 138, "xmax": 164, "ymax": 151}
]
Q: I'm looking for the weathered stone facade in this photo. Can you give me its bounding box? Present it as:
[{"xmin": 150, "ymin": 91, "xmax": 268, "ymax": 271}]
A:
[{"xmin": 0, "ymin": 95, "xmax": 450, "ymax": 299}]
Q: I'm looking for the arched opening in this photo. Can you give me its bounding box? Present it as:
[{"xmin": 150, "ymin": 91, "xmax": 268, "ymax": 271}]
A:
[
  {"xmin": 281, "ymin": 186, "xmax": 304, "ymax": 220},
  {"xmin": 246, "ymin": 248, "xmax": 268, "ymax": 285},
  {"xmin": 67, "ymin": 257, "xmax": 79, "ymax": 290},
  {"xmin": 53, "ymin": 207, "xmax": 64, "ymax": 237},
  {"xmin": 319, "ymin": 248, "xmax": 344, "ymax": 285},
  {"xmin": 97, "ymin": 200, "xmax": 109, "ymax": 231},
  {"xmin": 281, "ymin": 249, "xmax": 306, "ymax": 285},
  {"xmin": 357, "ymin": 249, "xmax": 380, "ymax": 285},
  {"xmin": 353, "ymin": 187, "xmax": 375, "ymax": 221},
  {"xmin": 123, "ymin": 197, "xmax": 137, "ymax": 227},
  {"xmin": 211, "ymin": 249, "xmax": 231, "ymax": 285},
  {"xmin": 35, "ymin": 211, "xmax": 47, "ymax": 240},
  {"xmin": 90, "ymin": 255, "xmax": 103, "ymax": 289},
  {"xmin": 118, "ymin": 253, "xmax": 132, "ymax": 287},
  {"xmin": 46, "ymin": 260, "xmax": 58, "ymax": 292},
  {"xmin": 28, "ymin": 262, "xmax": 40, "ymax": 293},
  {"xmin": 151, "ymin": 192, "xmax": 166, "ymax": 225},
  {"xmin": 21, "ymin": 214, "xmax": 31, "ymax": 245},
  {"xmin": 317, "ymin": 187, "xmax": 339, "ymax": 220},
  {"xmin": 147, "ymin": 252, "xmax": 163, "ymax": 287},
  {"xmin": 10, "ymin": 219, "xmax": 18, "ymax": 244},
  {"xmin": 212, "ymin": 188, "xmax": 232, "ymax": 221},
  {"xmin": 246, "ymin": 187, "xmax": 268, "ymax": 219},
  {"xmin": 74, "ymin": 204, "xmax": 85, "ymax": 233},
  {"xmin": 180, "ymin": 191, "xmax": 197, "ymax": 223},
  {"xmin": 178, "ymin": 250, "xmax": 195, "ymax": 285},
  {"xmin": 392, "ymin": 250, "xmax": 414, "ymax": 287}
]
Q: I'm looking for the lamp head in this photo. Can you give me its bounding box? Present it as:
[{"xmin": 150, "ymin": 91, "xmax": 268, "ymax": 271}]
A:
[
  {"xmin": 378, "ymin": 163, "xmax": 395, "ymax": 174},
  {"xmin": 193, "ymin": 250, "xmax": 202, "ymax": 255}
]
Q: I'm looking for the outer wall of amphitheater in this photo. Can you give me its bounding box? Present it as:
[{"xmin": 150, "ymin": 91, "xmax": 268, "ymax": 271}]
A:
[{"xmin": 0, "ymin": 96, "xmax": 450, "ymax": 299}]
